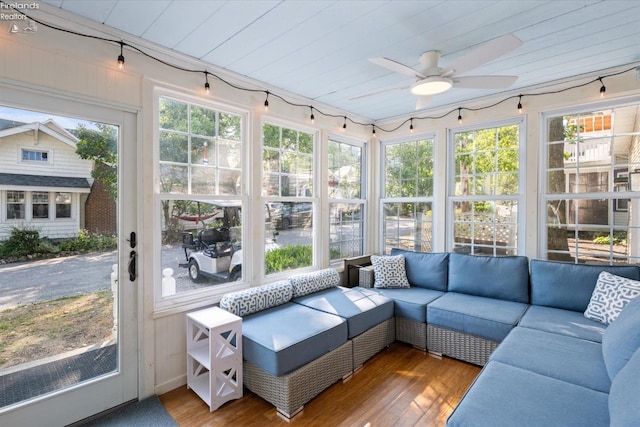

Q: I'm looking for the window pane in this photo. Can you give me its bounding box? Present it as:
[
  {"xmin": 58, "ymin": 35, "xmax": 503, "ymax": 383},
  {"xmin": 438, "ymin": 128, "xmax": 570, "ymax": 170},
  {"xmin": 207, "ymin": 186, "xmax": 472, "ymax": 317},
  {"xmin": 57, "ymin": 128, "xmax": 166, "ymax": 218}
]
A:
[
  {"xmin": 330, "ymin": 203, "xmax": 364, "ymax": 261},
  {"xmin": 543, "ymin": 105, "xmax": 640, "ymax": 263},
  {"xmin": 7, "ymin": 190, "xmax": 25, "ymax": 219},
  {"xmin": 266, "ymin": 202, "xmax": 313, "ymax": 274},
  {"xmin": 383, "ymin": 202, "xmax": 432, "ymax": 254},
  {"xmin": 32, "ymin": 191, "xmax": 49, "ymax": 219},
  {"xmin": 451, "ymin": 122, "xmax": 521, "ymax": 254},
  {"xmin": 161, "ymin": 200, "xmax": 243, "ymax": 294},
  {"xmin": 159, "ymin": 97, "xmax": 242, "ymax": 196},
  {"xmin": 159, "ymin": 98, "xmax": 188, "ymax": 132},
  {"xmin": 56, "ymin": 192, "xmax": 72, "ymax": 218}
]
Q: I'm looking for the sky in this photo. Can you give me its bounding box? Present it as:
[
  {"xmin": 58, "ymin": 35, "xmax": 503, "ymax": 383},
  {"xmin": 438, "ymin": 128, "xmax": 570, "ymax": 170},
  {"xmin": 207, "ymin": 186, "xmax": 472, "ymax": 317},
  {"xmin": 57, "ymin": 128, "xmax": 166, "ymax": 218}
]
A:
[{"xmin": 0, "ymin": 106, "xmax": 105, "ymax": 131}]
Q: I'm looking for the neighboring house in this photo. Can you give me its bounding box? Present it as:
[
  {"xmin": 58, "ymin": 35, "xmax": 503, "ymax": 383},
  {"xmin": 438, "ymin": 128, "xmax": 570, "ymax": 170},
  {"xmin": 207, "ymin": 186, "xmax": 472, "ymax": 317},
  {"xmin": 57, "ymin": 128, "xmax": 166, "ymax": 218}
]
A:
[{"xmin": 0, "ymin": 119, "xmax": 94, "ymax": 240}]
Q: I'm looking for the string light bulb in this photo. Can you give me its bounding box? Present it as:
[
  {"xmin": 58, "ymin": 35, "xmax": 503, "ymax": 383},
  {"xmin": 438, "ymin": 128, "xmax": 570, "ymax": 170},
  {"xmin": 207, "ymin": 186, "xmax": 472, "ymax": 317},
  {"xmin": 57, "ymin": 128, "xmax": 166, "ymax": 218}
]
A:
[
  {"xmin": 517, "ymin": 95, "xmax": 523, "ymax": 113},
  {"xmin": 372, "ymin": 125, "xmax": 376, "ymax": 136},
  {"xmin": 342, "ymin": 116, "xmax": 347, "ymax": 132},
  {"xmin": 204, "ymin": 72, "xmax": 210, "ymax": 94},
  {"xmin": 410, "ymin": 118, "xmax": 414, "ymax": 133},
  {"xmin": 310, "ymin": 107, "xmax": 315, "ymax": 124},
  {"xmin": 117, "ymin": 41, "xmax": 125, "ymax": 70},
  {"xmin": 264, "ymin": 92, "xmax": 269, "ymax": 111},
  {"xmin": 457, "ymin": 108, "xmax": 463, "ymax": 124},
  {"xmin": 599, "ymin": 78, "xmax": 606, "ymax": 98}
]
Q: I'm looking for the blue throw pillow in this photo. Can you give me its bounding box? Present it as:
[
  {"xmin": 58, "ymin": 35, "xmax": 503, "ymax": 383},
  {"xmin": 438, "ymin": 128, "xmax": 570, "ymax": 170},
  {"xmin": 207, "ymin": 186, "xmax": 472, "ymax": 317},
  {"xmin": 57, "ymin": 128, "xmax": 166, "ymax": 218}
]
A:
[{"xmin": 602, "ymin": 296, "xmax": 640, "ymax": 380}]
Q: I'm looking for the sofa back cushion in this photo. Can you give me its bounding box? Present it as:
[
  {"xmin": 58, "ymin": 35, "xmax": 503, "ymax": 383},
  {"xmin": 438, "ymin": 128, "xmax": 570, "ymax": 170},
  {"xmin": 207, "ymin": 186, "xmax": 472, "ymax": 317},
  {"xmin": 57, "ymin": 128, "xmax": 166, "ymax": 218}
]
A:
[
  {"xmin": 530, "ymin": 260, "xmax": 640, "ymax": 312},
  {"xmin": 290, "ymin": 268, "xmax": 340, "ymax": 298},
  {"xmin": 220, "ymin": 280, "xmax": 292, "ymax": 317},
  {"xmin": 448, "ymin": 253, "xmax": 529, "ymax": 303},
  {"xmin": 602, "ymin": 296, "xmax": 640, "ymax": 380},
  {"xmin": 390, "ymin": 248, "xmax": 449, "ymax": 291},
  {"xmin": 609, "ymin": 347, "xmax": 640, "ymax": 427}
]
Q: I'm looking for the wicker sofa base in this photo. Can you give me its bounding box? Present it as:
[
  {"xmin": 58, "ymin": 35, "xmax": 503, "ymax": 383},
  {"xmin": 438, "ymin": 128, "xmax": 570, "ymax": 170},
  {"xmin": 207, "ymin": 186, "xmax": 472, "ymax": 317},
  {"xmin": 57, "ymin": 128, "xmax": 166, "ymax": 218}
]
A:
[
  {"xmin": 396, "ymin": 317, "xmax": 427, "ymax": 350},
  {"xmin": 243, "ymin": 340, "xmax": 353, "ymax": 418},
  {"xmin": 352, "ymin": 317, "xmax": 395, "ymax": 368},
  {"xmin": 427, "ymin": 324, "xmax": 499, "ymax": 366}
]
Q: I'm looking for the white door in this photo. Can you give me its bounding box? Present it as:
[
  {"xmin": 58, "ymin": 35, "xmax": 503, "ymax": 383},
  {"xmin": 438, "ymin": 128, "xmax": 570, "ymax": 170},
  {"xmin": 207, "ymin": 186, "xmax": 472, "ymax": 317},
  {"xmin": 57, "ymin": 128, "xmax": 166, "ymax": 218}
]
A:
[{"xmin": 0, "ymin": 87, "xmax": 138, "ymax": 426}]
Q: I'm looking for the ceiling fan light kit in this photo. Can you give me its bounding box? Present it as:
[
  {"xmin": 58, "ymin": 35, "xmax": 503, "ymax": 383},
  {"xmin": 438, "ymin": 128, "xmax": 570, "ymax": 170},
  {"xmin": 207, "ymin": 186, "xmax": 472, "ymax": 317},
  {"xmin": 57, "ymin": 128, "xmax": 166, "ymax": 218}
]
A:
[
  {"xmin": 410, "ymin": 77, "xmax": 453, "ymax": 95},
  {"xmin": 366, "ymin": 34, "xmax": 523, "ymax": 109}
]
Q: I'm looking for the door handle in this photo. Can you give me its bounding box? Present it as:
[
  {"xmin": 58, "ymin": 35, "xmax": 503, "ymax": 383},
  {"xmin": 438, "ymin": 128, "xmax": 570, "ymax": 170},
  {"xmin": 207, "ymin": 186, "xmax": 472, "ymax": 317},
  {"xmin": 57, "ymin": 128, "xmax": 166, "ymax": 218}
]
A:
[{"xmin": 128, "ymin": 250, "xmax": 137, "ymax": 281}]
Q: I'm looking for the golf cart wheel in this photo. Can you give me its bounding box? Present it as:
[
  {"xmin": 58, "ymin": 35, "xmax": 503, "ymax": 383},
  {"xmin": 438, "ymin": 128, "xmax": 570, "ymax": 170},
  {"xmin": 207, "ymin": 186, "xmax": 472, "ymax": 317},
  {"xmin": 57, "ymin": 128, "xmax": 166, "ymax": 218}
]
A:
[
  {"xmin": 282, "ymin": 217, "xmax": 291, "ymax": 228},
  {"xmin": 188, "ymin": 259, "xmax": 203, "ymax": 282},
  {"xmin": 229, "ymin": 269, "xmax": 241, "ymax": 281}
]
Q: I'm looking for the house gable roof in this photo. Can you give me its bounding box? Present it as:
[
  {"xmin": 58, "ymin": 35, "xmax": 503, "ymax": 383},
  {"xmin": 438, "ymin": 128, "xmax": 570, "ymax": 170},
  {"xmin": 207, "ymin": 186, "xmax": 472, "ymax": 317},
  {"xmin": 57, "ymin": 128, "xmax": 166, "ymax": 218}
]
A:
[{"xmin": 0, "ymin": 120, "xmax": 79, "ymax": 149}]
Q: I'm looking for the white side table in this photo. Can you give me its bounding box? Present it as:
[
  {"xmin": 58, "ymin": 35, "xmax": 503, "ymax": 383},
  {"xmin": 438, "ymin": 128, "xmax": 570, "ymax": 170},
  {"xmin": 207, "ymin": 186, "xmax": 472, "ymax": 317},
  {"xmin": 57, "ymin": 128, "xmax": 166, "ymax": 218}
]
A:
[{"xmin": 186, "ymin": 306, "xmax": 243, "ymax": 411}]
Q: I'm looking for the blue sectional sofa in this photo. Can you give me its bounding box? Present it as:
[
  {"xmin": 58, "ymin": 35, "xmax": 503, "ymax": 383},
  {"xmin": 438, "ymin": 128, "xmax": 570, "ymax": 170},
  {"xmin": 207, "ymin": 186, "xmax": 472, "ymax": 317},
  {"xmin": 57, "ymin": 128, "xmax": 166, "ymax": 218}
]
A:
[
  {"xmin": 358, "ymin": 249, "xmax": 640, "ymax": 426},
  {"xmin": 217, "ymin": 250, "xmax": 640, "ymax": 424}
]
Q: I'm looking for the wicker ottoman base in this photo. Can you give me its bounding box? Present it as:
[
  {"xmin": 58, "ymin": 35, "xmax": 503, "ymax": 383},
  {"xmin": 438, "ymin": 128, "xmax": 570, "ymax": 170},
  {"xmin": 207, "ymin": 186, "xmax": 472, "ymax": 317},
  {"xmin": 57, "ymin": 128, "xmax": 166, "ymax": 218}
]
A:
[
  {"xmin": 427, "ymin": 324, "xmax": 499, "ymax": 366},
  {"xmin": 243, "ymin": 340, "xmax": 353, "ymax": 418},
  {"xmin": 352, "ymin": 318, "xmax": 395, "ymax": 368},
  {"xmin": 396, "ymin": 317, "xmax": 427, "ymax": 350}
]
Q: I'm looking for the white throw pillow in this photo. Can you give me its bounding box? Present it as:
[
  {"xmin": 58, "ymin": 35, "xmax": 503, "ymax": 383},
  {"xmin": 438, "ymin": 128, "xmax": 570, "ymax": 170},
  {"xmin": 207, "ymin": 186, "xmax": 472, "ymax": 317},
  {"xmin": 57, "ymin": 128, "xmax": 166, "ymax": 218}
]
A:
[
  {"xmin": 371, "ymin": 254, "xmax": 410, "ymax": 289},
  {"xmin": 584, "ymin": 271, "xmax": 640, "ymax": 325}
]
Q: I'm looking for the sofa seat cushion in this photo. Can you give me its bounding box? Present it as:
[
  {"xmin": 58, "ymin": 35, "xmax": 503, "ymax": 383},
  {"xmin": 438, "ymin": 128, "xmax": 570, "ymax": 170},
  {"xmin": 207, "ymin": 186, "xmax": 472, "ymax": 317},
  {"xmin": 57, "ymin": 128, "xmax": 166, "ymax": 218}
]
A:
[
  {"xmin": 529, "ymin": 259, "xmax": 640, "ymax": 312},
  {"xmin": 242, "ymin": 302, "xmax": 348, "ymax": 377},
  {"xmin": 448, "ymin": 253, "xmax": 530, "ymax": 303},
  {"xmin": 609, "ymin": 348, "xmax": 640, "ymax": 427},
  {"xmin": 389, "ymin": 248, "xmax": 449, "ymax": 291},
  {"xmin": 427, "ymin": 293, "xmax": 528, "ymax": 342},
  {"xmin": 367, "ymin": 287, "xmax": 444, "ymax": 322},
  {"xmin": 292, "ymin": 287, "xmax": 393, "ymax": 339},
  {"xmin": 447, "ymin": 361, "xmax": 610, "ymax": 427},
  {"xmin": 602, "ymin": 295, "xmax": 640, "ymax": 380},
  {"xmin": 489, "ymin": 327, "xmax": 610, "ymax": 393},
  {"xmin": 518, "ymin": 305, "xmax": 605, "ymax": 343}
]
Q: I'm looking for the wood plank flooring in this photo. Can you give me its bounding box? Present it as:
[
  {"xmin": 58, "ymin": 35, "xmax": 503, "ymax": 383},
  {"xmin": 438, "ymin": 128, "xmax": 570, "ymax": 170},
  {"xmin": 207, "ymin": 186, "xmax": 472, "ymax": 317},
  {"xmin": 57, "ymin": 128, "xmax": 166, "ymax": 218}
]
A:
[{"xmin": 160, "ymin": 342, "xmax": 481, "ymax": 426}]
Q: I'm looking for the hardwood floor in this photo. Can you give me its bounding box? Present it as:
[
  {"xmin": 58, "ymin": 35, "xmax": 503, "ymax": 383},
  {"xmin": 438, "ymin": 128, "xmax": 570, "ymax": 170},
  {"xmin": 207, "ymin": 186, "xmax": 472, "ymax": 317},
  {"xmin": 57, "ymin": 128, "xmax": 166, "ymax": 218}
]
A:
[{"xmin": 160, "ymin": 342, "xmax": 481, "ymax": 426}]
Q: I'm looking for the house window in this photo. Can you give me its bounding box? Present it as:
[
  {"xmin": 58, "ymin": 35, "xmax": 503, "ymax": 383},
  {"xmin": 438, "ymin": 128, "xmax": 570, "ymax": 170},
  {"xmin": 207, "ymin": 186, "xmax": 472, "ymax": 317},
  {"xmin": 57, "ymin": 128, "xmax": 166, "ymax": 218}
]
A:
[
  {"xmin": 56, "ymin": 192, "xmax": 72, "ymax": 218},
  {"xmin": 32, "ymin": 191, "xmax": 49, "ymax": 219},
  {"xmin": 449, "ymin": 121, "xmax": 523, "ymax": 255},
  {"xmin": 381, "ymin": 136, "xmax": 434, "ymax": 254},
  {"xmin": 542, "ymin": 105, "xmax": 640, "ymax": 264},
  {"xmin": 263, "ymin": 122, "xmax": 315, "ymax": 274},
  {"xmin": 7, "ymin": 190, "xmax": 25, "ymax": 219},
  {"xmin": 157, "ymin": 95, "xmax": 244, "ymax": 297},
  {"xmin": 328, "ymin": 137, "xmax": 365, "ymax": 262},
  {"xmin": 21, "ymin": 149, "xmax": 48, "ymax": 162}
]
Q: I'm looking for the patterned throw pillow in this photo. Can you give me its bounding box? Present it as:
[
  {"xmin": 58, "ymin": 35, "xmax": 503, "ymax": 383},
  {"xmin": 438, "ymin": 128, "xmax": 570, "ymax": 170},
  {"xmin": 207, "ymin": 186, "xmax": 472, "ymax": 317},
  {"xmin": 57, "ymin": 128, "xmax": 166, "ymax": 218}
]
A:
[
  {"xmin": 584, "ymin": 271, "xmax": 640, "ymax": 325},
  {"xmin": 371, "ymin": 254, "xmax": 410, "ymax": 289},
  {"xmin": 290, "ymin": 268, "xmax": 340, "ymax": 298},
  {"xmin": 220, "ymin": 280, "xmax": 293, "ymax": 317}
]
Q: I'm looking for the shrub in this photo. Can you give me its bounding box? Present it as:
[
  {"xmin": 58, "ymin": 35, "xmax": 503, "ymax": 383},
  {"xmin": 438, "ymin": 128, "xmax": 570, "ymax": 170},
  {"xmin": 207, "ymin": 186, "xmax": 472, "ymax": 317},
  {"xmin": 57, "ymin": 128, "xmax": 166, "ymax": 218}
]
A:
[
  {"xmin": 0, "ymin": 226, "xmax": 44, "ymax": 256},
  {"xmin": 58, "ymin": 230, "xmax": 117, "ymax": 252},
  {"xmin": 265, "ymin": 245, "xmax": 312, "ymax": 274}
]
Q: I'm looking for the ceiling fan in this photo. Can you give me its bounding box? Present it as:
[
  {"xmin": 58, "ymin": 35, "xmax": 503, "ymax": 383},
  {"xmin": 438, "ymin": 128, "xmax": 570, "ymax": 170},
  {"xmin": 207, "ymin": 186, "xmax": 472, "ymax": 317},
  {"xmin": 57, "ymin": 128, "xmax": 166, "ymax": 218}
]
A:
[{"xmin": 362, "ymin": 34, "xmax": 523, "ymax": 109}]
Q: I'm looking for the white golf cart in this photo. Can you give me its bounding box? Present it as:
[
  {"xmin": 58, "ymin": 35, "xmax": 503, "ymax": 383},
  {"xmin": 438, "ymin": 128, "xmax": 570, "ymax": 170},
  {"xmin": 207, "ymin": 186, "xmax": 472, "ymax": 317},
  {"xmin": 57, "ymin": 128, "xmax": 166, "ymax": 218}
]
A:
[{"xmin": 178, "ymin": 202, "xmax": 278, "ymax": 282}]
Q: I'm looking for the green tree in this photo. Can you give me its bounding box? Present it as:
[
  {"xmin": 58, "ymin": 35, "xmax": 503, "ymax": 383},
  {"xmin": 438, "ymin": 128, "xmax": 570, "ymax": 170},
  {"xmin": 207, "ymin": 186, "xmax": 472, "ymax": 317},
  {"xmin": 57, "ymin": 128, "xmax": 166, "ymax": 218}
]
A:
[{"xmin": 75, "ymin": 123, "xmax": 118, "ymax": 200}]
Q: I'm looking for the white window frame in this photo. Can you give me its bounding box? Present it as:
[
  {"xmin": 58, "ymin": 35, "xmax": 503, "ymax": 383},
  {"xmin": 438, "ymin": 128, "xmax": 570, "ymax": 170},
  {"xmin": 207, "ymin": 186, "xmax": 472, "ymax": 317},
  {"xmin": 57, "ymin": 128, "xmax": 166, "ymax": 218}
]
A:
[
  {"xmin": 446, "ymin": 117, "xmax": 526, "ymax": 255},
  {"xmin": 153, "ymin": 87, "xmax": 249, "ymax": 312},
  {"xmin": 327, "ymin": 133, "xmax": 367, "ymax": 264},
  {"xmin": 539, "ymin": 97, "xmax": 640, "ymax": 263},
  {"xmin": 261, "ymin": 117, "xmax": 319, "ymax": 279},
  {"xmin": 379, "ymin": 133, "xmax": 436, "ymax": 254},
  {"xmin": 20, "ymin": 148, "xmax": 50, "ymax": 164}
]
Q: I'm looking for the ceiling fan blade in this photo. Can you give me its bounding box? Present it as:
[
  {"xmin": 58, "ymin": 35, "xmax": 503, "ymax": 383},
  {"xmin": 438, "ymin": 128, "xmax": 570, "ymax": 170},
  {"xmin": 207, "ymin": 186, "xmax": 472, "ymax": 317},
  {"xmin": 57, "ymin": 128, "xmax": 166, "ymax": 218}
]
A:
[
  {"xmin": 415, "ymin": 95, "xmax": 433, "ymax": 110},
  {"xmin": 446, "ymin": 34, "xmax": 522, "ymax": 76},
  {"xmin": 452, "ymin": 75, "xmax": 518, "ymax": 89},
  {"xmin": 369, "ymin": 57, "xmax": 425, "ymax": 79},
  {"xmin": 349, "ymin": 85, "xmax": 410, "ymax": 101}
]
